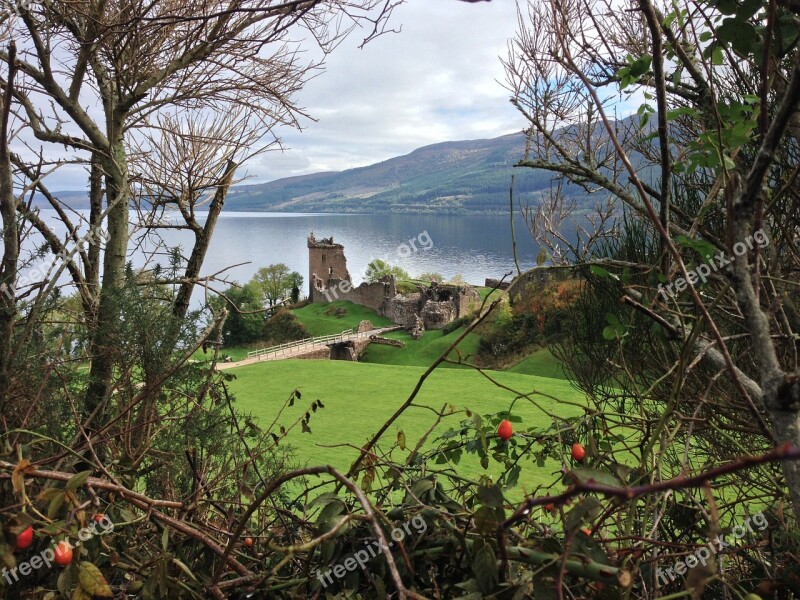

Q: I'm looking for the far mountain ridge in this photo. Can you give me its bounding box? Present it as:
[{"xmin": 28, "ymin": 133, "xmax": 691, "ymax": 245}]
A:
[
  {"xmin": 46, "ymin": 130, "xmax": 616, "ymax": 214},
  {"xmin": 224, "ymin": 131, "xmax": 558, "ymax": 214}
]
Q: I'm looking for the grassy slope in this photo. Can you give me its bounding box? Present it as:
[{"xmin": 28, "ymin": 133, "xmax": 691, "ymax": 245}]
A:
[
  {"xmin": 291, "ymin": 301, "xmax": 395, "ymax": 336},
  {"xmin": 228, "ymin": 359, "xmax": 585, "ymax": 496},
  {"xmin": 359, "ymin": 328, "xmax": 481, "ymax": 369},
  {"xmin": 476, "ymin": 286, "xmax": 505, "ymax": 301},
  {"xmin": 508, "ymin": 348, "xmax": 571, "ymax": 380}
]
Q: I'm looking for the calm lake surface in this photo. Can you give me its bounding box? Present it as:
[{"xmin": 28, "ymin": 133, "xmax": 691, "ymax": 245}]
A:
[{"xmin": 38, "ymin": 211, "xmax": 549, "ymax": 300}]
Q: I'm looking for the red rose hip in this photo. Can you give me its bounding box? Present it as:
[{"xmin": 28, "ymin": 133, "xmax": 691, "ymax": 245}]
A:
[
  {"xmin": 15, "ymin": 526, "xmax": 33, "ymax": 551},
  {"xmin": 571, "ymin": 442, "xmax": 586, "ymax": 462},
  {"xmin": 54, "ymin": 540, "xmax": 73, "ymax": 566},
  {"xmin": 497, "ymin": 419, "xmax": 513, "ymax": 441}
]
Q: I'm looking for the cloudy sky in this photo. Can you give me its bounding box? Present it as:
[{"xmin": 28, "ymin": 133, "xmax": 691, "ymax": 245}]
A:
[
  {"xmin": 244, "ymin": 0, "xmax": 524, "ymax": 184},
  {"xmin": 39, "ymin": 1, "xmax": 524, "ymax": 190}
]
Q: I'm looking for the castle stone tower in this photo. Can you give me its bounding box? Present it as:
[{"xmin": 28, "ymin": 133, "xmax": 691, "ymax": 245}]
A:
[{"xmin": 307, "ymin": 233, "xmax": 351, "ymax": 302}]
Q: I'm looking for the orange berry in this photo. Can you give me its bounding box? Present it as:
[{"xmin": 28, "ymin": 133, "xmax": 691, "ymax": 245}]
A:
[
  {"xmin": 244, "ymin": 537, "xmax": 254, "ymax": 548},
  {"xmin": 571, "ymin": 442, "xmax": 586, "ymax": 462},
  {"xmin": 54, "ymin": 540, "xmax": 73, "ymax": 566}
]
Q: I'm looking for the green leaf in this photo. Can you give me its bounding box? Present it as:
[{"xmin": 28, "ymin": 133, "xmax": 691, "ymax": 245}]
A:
[
  {"xmin": 566, "ymin": 467, "xmax": 623, "ymax": 488},
  {"xmin": 473, "ymin": 505, "xmax": 504, "ymax": 535},
  {"xmin": 565, "ymin": 497, "xmax": 603, "ymax": 530},
  {"xmin": 78, "ymin": 562, "xmax": 113, "ymax": 597},
  {"xmin": 58, "ymin": 566, "xmax": 75, "ymax": 597},
  {"xmin": 410, "ymin": 478, "xmax": 435, "ymax": 498},
  {"xmin": 717, "ymin": 18, "xmax": 756, "ymax": 54},
  {"xmin": 72, "ymin": 587, "xmax": 92, "ymax": 600},
  {"xmin": 472, "ymin": 541, "xmax": 499, "ymax": 595},
  {"xmin": 573, "ymin": 531, "xmax": 611, "ymax": 565},
  {"xmin": 171, "ymin": 558, "xmax": 198, "ymax": 582},
  {"xmin": 477, "ymin": 484, "xmax": 504, "ymax": 508},
  {"xmin": 711, "ymin": 0, "xmax": 737, "ymax": 15},
  {"xmin": 505, "ymin": 465, "xmax": 521, "ymax": 489},
  {"xmin": 317, "ymin": 498, "xmax": 347, "ymax": 533},
  {"xmin": 48, "ymin": 490, "xmax": 66, "ymax": 519},
  {"xmin": 307, "ymin": 491, "xmax": 339, "ymax": 509},
  {"xmin": 737, "ymin": 0, "xmax": 762, "ymax": 20},
  {"xmin": 628, "ymin": 54, "xmax": 652, "ymax": 77},
  {"xmin": 66, "ymin": 471, "xmax": 91, "ymax": 492},
  {"xmin": 536, "ymin": 247, "xmax": 548, "ymax": 266},
  {"xmin": 116, "ymin": 507, "xmax": 136, "ymax": 524},
  {"xmin": 675, "ymin": 235, "xmax": 717, "ymax": 261}
]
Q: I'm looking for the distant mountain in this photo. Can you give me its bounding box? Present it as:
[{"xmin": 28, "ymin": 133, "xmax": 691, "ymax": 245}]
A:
[
  {"xmin": 43, "ymin": 132, "xmax": 610, "ymax": 214},
  {"xmin": 225, "ymin": 132, "xmax": 559, "ymax": 214}
]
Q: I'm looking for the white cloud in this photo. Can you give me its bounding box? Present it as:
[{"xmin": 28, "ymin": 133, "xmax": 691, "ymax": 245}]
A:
[{"xmin": 248, "ymin": 0, "xmax": 524, "ymax": 183}]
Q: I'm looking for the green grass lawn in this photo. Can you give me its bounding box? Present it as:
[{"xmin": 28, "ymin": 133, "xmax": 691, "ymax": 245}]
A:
[
  {"xmin": 359, "ymin": 327, "xmax": 481, "ymax": 369},
  {"xmin": 291, "ymin": 301, "xmax": 395, "ymax": 336},
  {"xmin": 508, "ymin": 348, "xmax": 571, "ymax": 380},
  {"xmin": 214, "ymin": 347, "xmax": 252, "ymax": 361},
  {"xmin": 476, "ymin": 286, "xmax": 506, "ymax": 302},
  {"xmin": 227, "ymin": 359, "xmax": 586, "ymax": 497}
]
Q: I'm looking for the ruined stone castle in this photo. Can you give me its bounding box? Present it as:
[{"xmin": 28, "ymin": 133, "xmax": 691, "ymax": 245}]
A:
[{"xmin": 308, "ymin": 233, "xmax": 480, "ymax": 330}]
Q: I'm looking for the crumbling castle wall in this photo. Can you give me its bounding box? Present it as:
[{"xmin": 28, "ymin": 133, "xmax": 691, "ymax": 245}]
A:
[
  {"xmin": 421, "ymin": 301, "xmax": 456, "ymax": 330},
  {"xmin": 386, "ymin": 293, "xmax": 422, "ymax": 327},
  {"xmin": 308, "ymin": 233, "xmax": 480, "ymax": 331},
  {"xmin": 316, "ymin": 277, "xmax": 396, "ymax": 313}
]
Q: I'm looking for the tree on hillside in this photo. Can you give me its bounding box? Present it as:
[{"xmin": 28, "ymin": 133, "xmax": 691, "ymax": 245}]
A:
[
  {"xmin": 288, "ymin": 271, "xmax": 304, "ymax": 303},
  {"xmin": 211, "ymin": 282, "xmax": 265, "ymax": 346},
  {"xmin": 417, "ymin": 272, "xmax": 444, "ymax": 282},
  {"xmin": 365, "ymin": 259, "xmax": 409, "ymax": 282},
  {"xmin": 254, "ymin": 264, "xmax": 304, "ymax": 307}
]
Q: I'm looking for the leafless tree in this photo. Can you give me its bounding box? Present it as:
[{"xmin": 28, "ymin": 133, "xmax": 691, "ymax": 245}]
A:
[{"xmin": 0, "ymin": 0, "xmax": 401, "ymax": 428}]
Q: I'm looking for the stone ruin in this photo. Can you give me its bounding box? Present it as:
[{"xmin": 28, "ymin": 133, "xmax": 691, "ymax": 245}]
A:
[
  {"xmin": 408, "ymin": 315, "xmax": 424, "ymax": 340},
  {"xmin": 307, "ymin": 233, "xmax": 351, "ymax": 303},
  {"xmin": 308, "ymin": 233, "xmax": 481, "ymax": 331},
  {"xmin": 387, "ymin": 282, "xmax": 480, "ymax": 331}
]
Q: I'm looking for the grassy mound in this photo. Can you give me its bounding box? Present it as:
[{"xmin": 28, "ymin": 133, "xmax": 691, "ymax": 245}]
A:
[
  {"xmin": 359, "ymin": 328, "xmax": 481, "ymax": 369},
  {"xmin": 291, "ymin": 300, "xmax": 394, "ymax": 336},
  {"xmin": 508, "ymin": 348, "xmax": 571, "ymax": 380}
]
